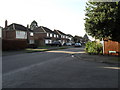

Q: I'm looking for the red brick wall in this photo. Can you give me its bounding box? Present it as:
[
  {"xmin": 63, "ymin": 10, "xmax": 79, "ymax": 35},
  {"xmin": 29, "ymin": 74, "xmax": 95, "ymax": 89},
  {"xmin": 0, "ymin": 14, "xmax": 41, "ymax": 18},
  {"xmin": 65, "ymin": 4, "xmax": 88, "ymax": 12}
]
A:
[
  {"xmin": 104, "ymin": 40, "xmax": 120, "ymax": 56},
  {"xmin": 34, "ymin": 33, "xmax": 46, "ymax": 40},
  {"xmin": 2, "ymin": 30, "xmax": 16, "ymax": 40},
  {"xmin": 34, "ymin": 33, "xmax": 46, "ymax": 46}
]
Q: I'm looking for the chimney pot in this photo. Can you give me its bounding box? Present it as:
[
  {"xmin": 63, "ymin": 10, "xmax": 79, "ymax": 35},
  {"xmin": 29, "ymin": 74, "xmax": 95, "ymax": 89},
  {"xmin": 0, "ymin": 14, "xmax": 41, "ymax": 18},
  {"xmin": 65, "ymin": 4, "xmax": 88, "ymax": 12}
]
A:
[{"xmin": 27, "ymin": 24, "xmax": 29, "ymax": 28}]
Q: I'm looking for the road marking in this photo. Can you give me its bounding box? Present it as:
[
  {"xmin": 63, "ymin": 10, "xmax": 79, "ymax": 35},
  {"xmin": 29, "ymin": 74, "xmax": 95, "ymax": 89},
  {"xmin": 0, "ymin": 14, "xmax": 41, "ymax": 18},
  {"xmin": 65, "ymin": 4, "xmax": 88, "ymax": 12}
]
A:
[
  {"xmin": 46, "ymin": 51, "xmax": 86, "ymax": 54},
  {"xmin": 102, "ymin": 67, "xmax": 120, "ymax": 70}
]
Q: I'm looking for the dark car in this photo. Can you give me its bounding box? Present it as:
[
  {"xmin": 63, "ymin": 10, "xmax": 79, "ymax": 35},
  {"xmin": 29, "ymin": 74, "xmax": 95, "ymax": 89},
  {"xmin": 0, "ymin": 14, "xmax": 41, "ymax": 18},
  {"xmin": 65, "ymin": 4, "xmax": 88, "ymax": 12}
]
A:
[{"xmin": 51, "ymin": 41, "xmax": 62, "ymax": 47}]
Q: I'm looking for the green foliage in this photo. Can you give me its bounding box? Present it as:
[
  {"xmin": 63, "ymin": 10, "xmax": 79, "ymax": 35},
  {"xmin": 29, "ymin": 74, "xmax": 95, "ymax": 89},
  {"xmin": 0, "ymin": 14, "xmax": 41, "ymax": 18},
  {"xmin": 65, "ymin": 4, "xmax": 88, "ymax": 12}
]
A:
[
  {"xmin": 73, "ymin": 35, "xmax": 83, "ymax": 43},
  {"xmin": 85, "ymin": 1, "xmax": 120, "ymax": 41},
  {"xmin": 85, "ymin": 41, "xmax": 103, "ymax": 54}
]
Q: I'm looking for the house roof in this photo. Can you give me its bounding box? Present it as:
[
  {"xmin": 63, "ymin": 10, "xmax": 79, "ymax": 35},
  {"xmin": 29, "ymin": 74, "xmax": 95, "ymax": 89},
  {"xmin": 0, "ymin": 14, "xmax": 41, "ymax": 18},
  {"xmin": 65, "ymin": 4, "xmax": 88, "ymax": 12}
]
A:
[
  {"xmin": 41, "ymin": 26, "xmax": 54, "ymax": 33},
  {"xmin": 53, "ymin": 30, "xmax": 59, "ymax": 35},
  {"xmin": 66, "ymin": 34, "xmax": 73, "ymax": 37},
  {"xmin": 34, "ymin": 26, "xmax": 45, "ymax": 33},
  {"xmin": 55, "ymin": 30, "xmax": 66, "ymax": 35},
  {"xmin": 34, "ymin": 26, "xmax": 54, "ymax": 33},
  {"xmin": 5, "ymin": 23, "xmax": 30, "ymax": 32}
]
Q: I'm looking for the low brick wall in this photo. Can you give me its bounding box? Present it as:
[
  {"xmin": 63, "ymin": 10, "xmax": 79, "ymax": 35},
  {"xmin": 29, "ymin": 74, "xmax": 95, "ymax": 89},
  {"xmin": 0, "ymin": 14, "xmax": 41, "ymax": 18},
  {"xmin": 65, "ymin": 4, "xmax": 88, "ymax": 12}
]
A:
[
  {"xmin": 2, "ymin": 39, "xmax": 28, "ymax": 51},
  {"xmin": 104, "ymin": 39, "xmax": 120, "ymax": 56}
]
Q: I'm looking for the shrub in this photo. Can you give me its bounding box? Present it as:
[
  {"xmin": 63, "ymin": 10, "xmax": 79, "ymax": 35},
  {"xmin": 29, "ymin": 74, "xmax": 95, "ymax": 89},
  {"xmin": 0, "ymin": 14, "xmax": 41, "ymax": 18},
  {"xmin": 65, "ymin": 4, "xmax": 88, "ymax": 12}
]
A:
[{"xmin": 85, "ymin": 41, "xmax": 103, "ymax": 54}]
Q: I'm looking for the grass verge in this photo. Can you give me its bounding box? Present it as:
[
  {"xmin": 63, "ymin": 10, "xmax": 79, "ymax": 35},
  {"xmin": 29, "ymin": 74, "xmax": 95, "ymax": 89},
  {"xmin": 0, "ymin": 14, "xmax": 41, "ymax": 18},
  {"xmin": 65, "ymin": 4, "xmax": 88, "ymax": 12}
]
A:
[{"xmin": 25, "ymin": 46, "xmax": 68, "ymax": 53}]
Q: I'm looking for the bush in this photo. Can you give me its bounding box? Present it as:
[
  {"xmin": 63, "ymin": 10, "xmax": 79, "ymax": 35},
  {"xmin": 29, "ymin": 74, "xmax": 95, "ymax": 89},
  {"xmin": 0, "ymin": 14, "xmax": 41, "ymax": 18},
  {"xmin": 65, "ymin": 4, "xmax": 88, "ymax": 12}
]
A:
[{"xmin": 85, "ymin": 41, "xmax": 103, "ymax": 54}]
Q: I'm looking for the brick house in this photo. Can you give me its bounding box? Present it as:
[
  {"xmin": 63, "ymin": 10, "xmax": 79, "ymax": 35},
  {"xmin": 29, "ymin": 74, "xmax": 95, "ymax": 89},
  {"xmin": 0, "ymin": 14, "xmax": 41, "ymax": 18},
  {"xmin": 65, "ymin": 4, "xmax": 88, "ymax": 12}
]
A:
[
  {"xmin": 2, "ymin": 21, "xmax": 34, "ymax": 50},
  {"xmin": 54, "ymin": 30, "xmax": 69, "ymax": 45},
  {"xmin": 66, "ymin": 34, "xmax": 74, "ymax": 43},
  {"xmin": 0, "ymin": 26, "xmax": 2, "ymax": 39},
  {"xmin": 0, "ymin": 26, "xmax": 2, "ymax": 51},
  {"xmin": 34, "ymin": 26, "xmax": 61, "ymax": 46},
  {"xmin": 103, "ymin": 39, "xmax": 120, "ymax": 56},
  {"xmin": 34, "ymin": 26, "xmax": 73, "ymax": 46}
]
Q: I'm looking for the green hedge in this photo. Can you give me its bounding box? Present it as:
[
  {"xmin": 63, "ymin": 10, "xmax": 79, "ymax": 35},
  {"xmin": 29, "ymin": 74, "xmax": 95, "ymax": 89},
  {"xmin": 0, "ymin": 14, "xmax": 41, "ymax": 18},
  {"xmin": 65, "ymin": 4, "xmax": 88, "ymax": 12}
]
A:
[{"xmin": 85, "ymin": 41, "xmax": 103, "ymax": 54}]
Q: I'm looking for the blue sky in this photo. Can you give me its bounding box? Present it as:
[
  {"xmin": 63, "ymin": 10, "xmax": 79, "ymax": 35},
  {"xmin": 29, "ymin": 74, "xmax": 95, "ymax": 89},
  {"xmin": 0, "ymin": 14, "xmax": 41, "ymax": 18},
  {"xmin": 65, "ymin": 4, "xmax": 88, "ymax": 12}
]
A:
[{"xmin": 0, "ymin": 0, "xmax": 88, "ymax": 37}]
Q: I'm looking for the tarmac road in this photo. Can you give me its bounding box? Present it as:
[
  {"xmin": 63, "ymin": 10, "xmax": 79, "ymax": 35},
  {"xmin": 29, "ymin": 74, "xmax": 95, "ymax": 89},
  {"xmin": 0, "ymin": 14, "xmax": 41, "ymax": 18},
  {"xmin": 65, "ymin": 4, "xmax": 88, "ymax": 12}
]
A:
[{"xmin": 2, "ymin": 47, "xmax": 119, "ymax": 88}]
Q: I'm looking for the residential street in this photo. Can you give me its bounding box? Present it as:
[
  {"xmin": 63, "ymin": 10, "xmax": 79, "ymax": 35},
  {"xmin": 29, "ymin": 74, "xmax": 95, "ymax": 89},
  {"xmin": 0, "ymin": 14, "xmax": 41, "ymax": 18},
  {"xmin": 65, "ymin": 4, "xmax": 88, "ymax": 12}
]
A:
[{"xmin": 2, "ymin": 47, "xmax": 119, "ymax": 88}]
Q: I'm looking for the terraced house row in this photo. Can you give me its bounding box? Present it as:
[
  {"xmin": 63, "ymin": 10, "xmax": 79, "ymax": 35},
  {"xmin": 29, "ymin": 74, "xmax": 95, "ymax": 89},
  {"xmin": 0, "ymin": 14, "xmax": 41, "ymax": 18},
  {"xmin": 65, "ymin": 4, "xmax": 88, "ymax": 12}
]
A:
[{"xmin": 1, "ymin": 20, "xmax": 73, "ymax": 50}]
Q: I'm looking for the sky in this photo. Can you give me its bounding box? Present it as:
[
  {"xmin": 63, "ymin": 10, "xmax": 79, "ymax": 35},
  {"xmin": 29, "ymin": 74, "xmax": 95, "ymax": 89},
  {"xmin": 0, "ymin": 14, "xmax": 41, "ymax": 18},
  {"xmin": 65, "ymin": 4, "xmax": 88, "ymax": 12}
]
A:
[{"xmin": 0, "ymin": 0, "xmax": 89, "ymax": 37}]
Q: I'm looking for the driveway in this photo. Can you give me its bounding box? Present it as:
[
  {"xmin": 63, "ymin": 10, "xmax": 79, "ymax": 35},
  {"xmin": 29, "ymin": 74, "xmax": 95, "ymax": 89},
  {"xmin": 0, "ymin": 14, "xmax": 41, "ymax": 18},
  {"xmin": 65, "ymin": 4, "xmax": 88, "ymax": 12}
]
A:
[{"xmin": 2, "ymin": 47, "xmax": 119, "ymax": 88}]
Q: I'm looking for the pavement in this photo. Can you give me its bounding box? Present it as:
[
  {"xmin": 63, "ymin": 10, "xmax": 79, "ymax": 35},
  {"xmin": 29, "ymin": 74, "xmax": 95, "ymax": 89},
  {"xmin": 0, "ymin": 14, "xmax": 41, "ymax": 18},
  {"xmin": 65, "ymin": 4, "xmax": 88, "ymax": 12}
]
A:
[
  {"xmin": 2, "ymin": 50, "xmax": 27, "ymax": 56},
  {"xmin": 75, "ymin": 53, "xmax": 120, "ymax": 65},
  {"xmin": 2, "ymin": 47, "xmax": 119, "ymax": 88}
]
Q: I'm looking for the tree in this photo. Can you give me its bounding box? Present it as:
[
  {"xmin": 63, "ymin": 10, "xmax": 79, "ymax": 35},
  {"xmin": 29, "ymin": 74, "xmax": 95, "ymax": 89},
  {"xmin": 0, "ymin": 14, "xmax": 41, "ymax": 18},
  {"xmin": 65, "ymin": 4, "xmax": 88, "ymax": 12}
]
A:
[
  {"xmin": 84, "ymin": 1, "xmax": 120, "ymax": 41},
  {"xmin": 30, "ymin": 20, "xmax": 38, "ymax": 30},
  {"xmin": 83, "ymin": 34, "xmax": 90, "ymax": 42}
]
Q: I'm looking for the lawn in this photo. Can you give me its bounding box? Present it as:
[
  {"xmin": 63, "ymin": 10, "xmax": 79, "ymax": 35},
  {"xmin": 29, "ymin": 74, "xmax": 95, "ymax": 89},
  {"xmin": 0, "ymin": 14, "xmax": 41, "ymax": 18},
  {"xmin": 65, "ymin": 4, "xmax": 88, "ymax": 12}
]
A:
[{"xmin": 25, "ymin": 46, "xmax": 69, "ymax": 53}]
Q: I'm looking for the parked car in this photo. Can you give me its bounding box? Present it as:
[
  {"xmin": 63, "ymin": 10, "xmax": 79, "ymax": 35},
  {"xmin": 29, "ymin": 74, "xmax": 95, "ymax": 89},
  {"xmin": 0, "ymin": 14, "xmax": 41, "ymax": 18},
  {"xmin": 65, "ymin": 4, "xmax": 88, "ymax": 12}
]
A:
[
  {"xmin": 74, "ymin": 43, "xmax": 82, "ymax": 47},
  {"xmin": 66, "ymin": 43, "xmax": 72, "ymax": 46},
  {"xmin": 51, "ymin": 41, "xmax": 62, "ymax": 47},
  {"xmin": 63, "ymin": 43, "xmax": 72, "ymax": 46},
  {"xmin": 72, "ymin": 43, "xmax": 75, "ymax": 46}
]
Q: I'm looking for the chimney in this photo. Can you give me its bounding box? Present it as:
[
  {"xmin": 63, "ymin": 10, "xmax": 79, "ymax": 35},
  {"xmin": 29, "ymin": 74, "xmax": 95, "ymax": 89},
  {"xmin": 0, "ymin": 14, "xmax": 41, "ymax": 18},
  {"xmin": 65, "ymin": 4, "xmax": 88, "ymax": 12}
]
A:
[
  {"xmin": 5, "ymin": 20, "xmax": 8, "ymax": 28},
  {"xmin": 27, "ymin": 24, "xmax": 29, "ymax": 29}
]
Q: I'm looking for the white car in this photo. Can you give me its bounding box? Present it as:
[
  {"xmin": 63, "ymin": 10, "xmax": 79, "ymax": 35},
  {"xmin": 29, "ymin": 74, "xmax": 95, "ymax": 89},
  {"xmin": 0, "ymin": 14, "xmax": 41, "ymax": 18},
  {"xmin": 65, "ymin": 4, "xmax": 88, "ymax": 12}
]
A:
[
  {"xmin": 66, "ymin": 43, "xmax": 72, "ymax": 46},
  {"xmin": 74, "ymin": 43, "xmax": 82, "ymax": 47}
]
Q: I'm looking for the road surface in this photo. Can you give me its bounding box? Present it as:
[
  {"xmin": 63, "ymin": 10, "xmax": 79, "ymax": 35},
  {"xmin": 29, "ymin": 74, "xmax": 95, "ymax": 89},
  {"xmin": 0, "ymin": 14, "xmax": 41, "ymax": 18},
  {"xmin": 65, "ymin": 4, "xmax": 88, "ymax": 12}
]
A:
[{"xmin": 2, "ymin": 47, "xmax": 119, "ymax": 88}]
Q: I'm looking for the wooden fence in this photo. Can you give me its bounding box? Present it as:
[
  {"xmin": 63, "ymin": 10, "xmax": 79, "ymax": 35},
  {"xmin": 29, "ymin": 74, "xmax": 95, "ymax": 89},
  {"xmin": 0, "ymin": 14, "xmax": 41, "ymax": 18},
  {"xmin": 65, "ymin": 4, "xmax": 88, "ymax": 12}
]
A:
[
  {"xmin": 104, "ymin": 39, "xmax": 120, "ymax": 56},
  {"xmin": 2, "ymin": 39, "xmax": 28, "ymax": 51}
]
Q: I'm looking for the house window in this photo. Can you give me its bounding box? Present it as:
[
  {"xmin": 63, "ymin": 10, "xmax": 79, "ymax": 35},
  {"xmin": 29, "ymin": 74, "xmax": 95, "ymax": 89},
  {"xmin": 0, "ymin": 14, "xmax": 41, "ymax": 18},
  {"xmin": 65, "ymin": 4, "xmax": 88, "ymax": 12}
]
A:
[
  {"xmin": 29, "ymin": 40, "xmax": 34, "ymax": 44},
  {"xmin": 54, "ymin": 34, "xmax": 56, "ymax": 38},
  {"xmin": 30, "ymin": 32, "xmax": 33, "ymax": 36},
  {"xmin": 16, "ymin": 30, "xmax": 27, "ymax": 39},
  {"xmin": 49, "ymin": 40, "xmax": 52, "ymax": 44},
  {"xmin": 57, "ymin": 35, "xmax": 59, "ymax": 38},
  {"xmin": 47, "ymin": 33, "xmax": 49, "ymax": 37},
  {"xmin": 17, "ymin": 31, "xmax": 20, "ymax": 35},
  {"xmin": 45, "ymin": 40, "xmax": 49, "ymax": 44},
  {"xmin": 50, "ymin": 33, "xmax": 52, "ymax": 37},
  {"xmin": 45, "ymin": 39, "xmax": 52, "ymax": 44}
]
